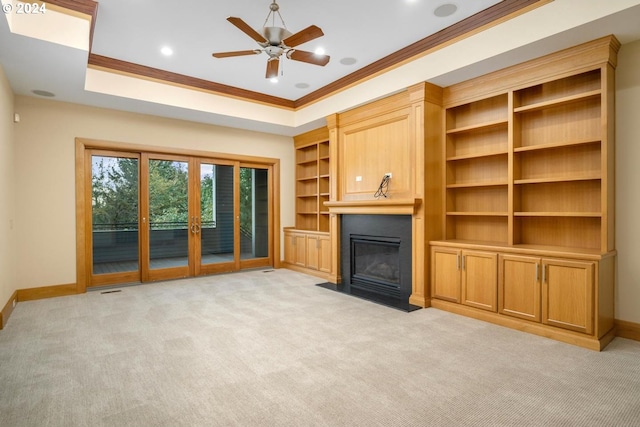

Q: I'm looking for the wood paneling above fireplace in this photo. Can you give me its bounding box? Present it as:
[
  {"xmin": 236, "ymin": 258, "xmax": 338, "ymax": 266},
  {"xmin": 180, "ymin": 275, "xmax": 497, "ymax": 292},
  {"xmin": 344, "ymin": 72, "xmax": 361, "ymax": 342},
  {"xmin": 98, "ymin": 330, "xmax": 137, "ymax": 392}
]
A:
[{"xmin": 325, "ymin": 82, "xmax": 444, "ymax": 306}]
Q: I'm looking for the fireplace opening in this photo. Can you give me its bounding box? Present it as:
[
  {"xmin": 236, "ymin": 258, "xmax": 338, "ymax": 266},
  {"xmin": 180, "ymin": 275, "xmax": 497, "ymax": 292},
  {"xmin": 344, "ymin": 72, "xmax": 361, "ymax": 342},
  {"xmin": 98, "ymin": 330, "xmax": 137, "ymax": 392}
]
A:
[{"xmin": 351, "ymin": 235, "xmax": 401, "ymax": 299}]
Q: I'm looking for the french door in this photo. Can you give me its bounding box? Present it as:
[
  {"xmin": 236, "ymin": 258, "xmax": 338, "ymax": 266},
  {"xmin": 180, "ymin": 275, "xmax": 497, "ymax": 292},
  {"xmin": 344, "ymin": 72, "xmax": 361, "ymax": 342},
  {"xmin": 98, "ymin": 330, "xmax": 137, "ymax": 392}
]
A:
[{"xmin": 87, "ymin": 150, "xmax": 273, "ymax": 287}]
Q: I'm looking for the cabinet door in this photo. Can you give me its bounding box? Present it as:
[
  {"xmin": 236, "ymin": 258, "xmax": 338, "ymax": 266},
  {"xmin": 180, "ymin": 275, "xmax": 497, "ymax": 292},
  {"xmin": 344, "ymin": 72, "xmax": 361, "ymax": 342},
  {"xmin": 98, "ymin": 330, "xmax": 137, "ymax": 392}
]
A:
[
  {"xmin": 306, "ymin": 235, "xmax": 320, "ymax": 270},
  {"xmin": 498, "ymin": 254, "xmax": 541, "ymax": 322},
  {"xmin": 431, "ymin": 247, "xmax": 461, "ymax": 303},
  {"xmin": 284, "ymin": 232, "xmax": 296, "ymax": 264},
  {"xmin": 318, "ymin": 235, "xmax": 331, "ymax": 273},
  {"xmin": 461, "ymin": 250, "xmax": 497, "ymax": 312},
  {"xmin": 293, "ymin": 234, "xmax": 307, "ymax": 267},
  {"xmin": 542, "ymin": 259, "xmax": 594, "ymax": 335},
  {"xmin": 284, "ymin": 232, "xmax": 306, "ymax": 267}
]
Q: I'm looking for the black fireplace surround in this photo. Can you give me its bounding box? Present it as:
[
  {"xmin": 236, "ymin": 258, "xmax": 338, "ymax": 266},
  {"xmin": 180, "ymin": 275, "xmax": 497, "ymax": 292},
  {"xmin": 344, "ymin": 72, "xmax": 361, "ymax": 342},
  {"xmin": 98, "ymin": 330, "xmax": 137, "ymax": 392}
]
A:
[{"xmin": 330, "ymin": 214, "xmax": 419, "ymax": 312}]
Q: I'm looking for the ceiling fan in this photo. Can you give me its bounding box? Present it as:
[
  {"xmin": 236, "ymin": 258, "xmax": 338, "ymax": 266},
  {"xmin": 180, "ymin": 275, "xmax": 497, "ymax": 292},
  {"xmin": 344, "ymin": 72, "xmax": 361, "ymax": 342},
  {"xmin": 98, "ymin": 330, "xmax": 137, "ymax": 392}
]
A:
[{"xmin": 212, "ymin": 0, "xmax": 330, "ymax": 79}]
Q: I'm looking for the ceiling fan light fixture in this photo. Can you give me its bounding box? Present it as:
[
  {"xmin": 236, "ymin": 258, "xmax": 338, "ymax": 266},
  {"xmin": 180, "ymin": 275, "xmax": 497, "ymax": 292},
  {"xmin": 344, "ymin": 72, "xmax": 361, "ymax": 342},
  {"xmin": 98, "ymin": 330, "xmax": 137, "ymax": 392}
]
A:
[{"xmin": 212, "ymin": 0, "xmax": 330, "ymax": 79}]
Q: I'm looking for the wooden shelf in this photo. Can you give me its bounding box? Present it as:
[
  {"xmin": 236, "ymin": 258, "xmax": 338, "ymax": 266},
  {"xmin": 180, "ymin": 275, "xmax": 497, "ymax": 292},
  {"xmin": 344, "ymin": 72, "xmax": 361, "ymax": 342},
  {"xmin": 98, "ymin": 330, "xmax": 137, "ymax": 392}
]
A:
[
  {"xmin": 514, "ymin": 175, "xmax": 600, "ymax": 185},
  {"xmin": 446, "ymin": 119, "xmax": 508, "ymax": 135},
  {"xmin": 447, "ymin": 212, "xmax": 508, "ymax": 216},
  {"xmin": 446, "ymin": 150, "xmax": 508, "ymax": 161},
  {"xmin": 447, "ymin": 181, "xmax": 508, "ymax": 189},
  {"xmin": 514, "ymin": 138, "xmax": 601, "ymax": 153},
  {"xmin": 514, "ymin": 212, "xmax": 601, "ymax": 217},
  {"xmin": 514, "ymin": 90, "xmax": 601, "ymax": 113}
]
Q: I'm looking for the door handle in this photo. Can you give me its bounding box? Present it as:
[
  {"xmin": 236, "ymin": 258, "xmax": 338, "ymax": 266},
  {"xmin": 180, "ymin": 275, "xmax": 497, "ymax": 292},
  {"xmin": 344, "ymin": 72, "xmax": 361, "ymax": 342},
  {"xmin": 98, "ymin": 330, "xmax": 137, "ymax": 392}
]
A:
[
  {"xmin": 195, "ymin": 217, "xmax": 201, "ymax": 234},
  {"xmin": 190, "ymin": 216, "xmax": 196, "ymax": 234}
]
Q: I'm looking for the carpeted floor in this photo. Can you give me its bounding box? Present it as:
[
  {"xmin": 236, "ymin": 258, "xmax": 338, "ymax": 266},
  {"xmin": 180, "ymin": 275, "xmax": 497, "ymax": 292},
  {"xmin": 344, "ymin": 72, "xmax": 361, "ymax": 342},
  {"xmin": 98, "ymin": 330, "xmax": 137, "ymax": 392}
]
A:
[{"xmin": 0, "ymin": 268, "xmax": 639, "ymax": 427}]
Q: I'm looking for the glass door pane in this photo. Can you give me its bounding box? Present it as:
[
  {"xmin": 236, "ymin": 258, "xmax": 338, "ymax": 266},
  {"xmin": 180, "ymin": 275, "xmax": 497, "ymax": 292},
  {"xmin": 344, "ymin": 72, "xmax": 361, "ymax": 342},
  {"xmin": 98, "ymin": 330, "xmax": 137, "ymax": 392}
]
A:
[
  {"xmin": 148, "ymin": 159, "xmax": 190, "ymax": 270},
  {"xmin": 91, "ymin": 154, "xmax": 139, "ymax": 276},
  {"xmin": 199, "ymin": 163, "xmax": 235, "ymax": 270},
  {"xmin": 240, "ymin": 166, "xmax": 270, "ymax": 262}
]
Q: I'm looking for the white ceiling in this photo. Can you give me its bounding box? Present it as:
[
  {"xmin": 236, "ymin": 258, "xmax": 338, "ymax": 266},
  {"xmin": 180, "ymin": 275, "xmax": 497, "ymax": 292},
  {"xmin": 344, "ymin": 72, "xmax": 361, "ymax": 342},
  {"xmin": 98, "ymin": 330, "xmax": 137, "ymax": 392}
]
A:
[
  {"xmin": 2, "ymin": 0, "xmax": 640, "ymax": 136},
  {"xmin": 90, "ymin": 0, "xmax": 503, "ymax": 100}
]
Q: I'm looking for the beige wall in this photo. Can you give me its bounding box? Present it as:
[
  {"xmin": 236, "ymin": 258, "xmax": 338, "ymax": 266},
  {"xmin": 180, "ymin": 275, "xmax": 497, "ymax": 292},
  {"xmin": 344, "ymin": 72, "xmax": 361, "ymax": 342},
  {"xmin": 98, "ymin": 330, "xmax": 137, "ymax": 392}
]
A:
[
  {"xmin": 12, "ymin": 96, "xmax": 294, "ymax": 290},
  {"xmin": 615, "ymin": 39, "xmax": 640, "ymax": 324},
  {"xmin": 0, "ymin": 66, "xmax": 16, "ymax": 307}
]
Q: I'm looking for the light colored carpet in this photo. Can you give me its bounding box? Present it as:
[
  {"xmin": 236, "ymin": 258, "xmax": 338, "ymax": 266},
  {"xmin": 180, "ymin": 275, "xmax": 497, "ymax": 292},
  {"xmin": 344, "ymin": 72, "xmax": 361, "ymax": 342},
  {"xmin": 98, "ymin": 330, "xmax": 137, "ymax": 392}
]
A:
[{"xmin": 0, "ymin": 268, "xmax": 639, "ymax": 427}]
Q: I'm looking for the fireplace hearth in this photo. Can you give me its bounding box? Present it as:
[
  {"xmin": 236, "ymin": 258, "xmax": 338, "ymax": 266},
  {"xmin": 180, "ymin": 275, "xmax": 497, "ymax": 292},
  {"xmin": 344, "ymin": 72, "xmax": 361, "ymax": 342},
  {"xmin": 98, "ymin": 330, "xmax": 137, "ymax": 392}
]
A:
[{"xmin": 324, "ymin": 214, "xmax": 419, "ymax": 312}]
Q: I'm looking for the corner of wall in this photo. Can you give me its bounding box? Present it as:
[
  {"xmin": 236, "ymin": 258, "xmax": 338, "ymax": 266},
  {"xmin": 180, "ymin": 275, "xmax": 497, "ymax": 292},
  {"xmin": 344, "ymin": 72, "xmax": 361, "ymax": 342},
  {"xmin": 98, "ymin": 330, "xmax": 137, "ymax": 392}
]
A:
[{"xmin": 0, "ymin": 64, "xmax": 17, "ymax": 327}]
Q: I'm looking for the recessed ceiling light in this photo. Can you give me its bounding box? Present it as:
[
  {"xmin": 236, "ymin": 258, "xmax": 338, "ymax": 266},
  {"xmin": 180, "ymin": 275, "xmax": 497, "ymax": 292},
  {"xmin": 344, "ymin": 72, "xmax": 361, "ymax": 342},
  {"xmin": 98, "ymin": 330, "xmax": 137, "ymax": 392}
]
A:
[
  {"xmin": 434, "ymin": 3, "xmax": 457, "ymax": 17},
  {"xmin": 314, "ymin": 47, "xmax": 326, "ymax": 56},
  {"xmin": 295, "ymin": 83, "xmax": 310, "ymax": 89},
  {"xmin": 160, "ymin": 46, "xmax": 173, "ymax": 56},
  {"xmin": 340, "ymin": 57, "xmax": 357, "ymax": 66},
  {"xmin": 32, "ymin": 89, "xmax": 55, "ymax": 97},
  {"xmin": 270, "ymin": 77, "xmax": 279, "ymax": 84}
]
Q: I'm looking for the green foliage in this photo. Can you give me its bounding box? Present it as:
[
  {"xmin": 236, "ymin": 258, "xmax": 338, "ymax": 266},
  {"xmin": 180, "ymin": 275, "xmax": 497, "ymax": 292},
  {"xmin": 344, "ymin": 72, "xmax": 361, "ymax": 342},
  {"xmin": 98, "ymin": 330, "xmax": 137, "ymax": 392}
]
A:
[
  {"xmin": 92, "ymin": 157, "xmax": 138, "ymax": 230},
  {"xmin": 91, "ymin": 158, "xmax": 263, "ymax": 233},
  {"xmin": 148, "ymin": 160, "xmax": 189, "ymax": 228}
]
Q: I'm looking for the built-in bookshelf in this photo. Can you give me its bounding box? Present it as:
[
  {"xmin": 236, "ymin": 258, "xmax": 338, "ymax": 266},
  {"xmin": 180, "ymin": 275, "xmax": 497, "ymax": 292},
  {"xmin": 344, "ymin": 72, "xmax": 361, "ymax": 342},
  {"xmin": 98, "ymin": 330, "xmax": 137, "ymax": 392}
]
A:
[
  {"xmin": 444, "ymin": 93, "xmax": 509, "ymax": 244},
  {"xmin": 442, "ymin": 63, "xmax": 613, "ymax": 253},
  {"xmin": 294, "ymin": 135, "xmax": 330, "ymax": 232},
  {"xmin": 431, "ymin": 36, "xmax": 619, "ymax": 350}
]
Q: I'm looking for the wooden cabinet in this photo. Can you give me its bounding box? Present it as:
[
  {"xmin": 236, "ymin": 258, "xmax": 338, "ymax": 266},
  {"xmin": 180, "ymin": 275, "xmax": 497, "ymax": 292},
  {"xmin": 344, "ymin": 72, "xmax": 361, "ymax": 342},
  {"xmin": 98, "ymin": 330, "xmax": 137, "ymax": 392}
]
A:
[
  {"xmin": 431, "ymin": 37, "xmax": 618, "ymax": 350},
  {"xmin": 542, "ymin": 258, "xmax": 594, "ymax": 335},
  {"xmin": 462, "ymin": 250, "xmax": 498, "ymax": 312},
  {"xmin": 498, "ymin": 254, "xmax": 541, "ymax": 322},
  {"xmin": 284, "ymin": 128, "xmax": 332, "ymax": 280},
  {"xmin": 431, "ymin": 240, "xmax": 612, "ymax": 350},
  {"xmin": 283, "ymin": 228, "xmax": 331, "ymax": 279},
  {"xmin": 306, "ymin": 234, "xmax": 331, "ymax": 273},
  {"xmin": 284, "ymin": 231, "xmax": 306, "ymax": 267},
  {"xmin": 499, "ymin": 255, "xmax": 595, "ymax": 334},
  {"xmin": 431, "ymin": 247, "xmax": 461, "ymax": 303},
  {"xmin": 431, "ymin": 247, "xmax": 497, "ymax": 312}
]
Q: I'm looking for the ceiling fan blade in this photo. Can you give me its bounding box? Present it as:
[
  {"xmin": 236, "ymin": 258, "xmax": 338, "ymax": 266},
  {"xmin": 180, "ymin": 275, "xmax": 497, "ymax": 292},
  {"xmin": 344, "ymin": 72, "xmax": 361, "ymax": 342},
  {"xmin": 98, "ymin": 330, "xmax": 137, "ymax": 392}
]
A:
[
  {"xmin": 266, "ymin": 58, "xmax": 279, "ymax": 79},
  {"xmin": 288, "ymin": 50, "xmax": 330, "ymax": 66},
  {"xmin": 212, "ymin": 50, "xmax": 260, "ymax": 58},
  {"xmin": 282, "ymin": 25, "xmax": 324, "ymax": 47},
  {"xmin": 227, "ymin": 17, "xmax": 268, "ymax": 44}
]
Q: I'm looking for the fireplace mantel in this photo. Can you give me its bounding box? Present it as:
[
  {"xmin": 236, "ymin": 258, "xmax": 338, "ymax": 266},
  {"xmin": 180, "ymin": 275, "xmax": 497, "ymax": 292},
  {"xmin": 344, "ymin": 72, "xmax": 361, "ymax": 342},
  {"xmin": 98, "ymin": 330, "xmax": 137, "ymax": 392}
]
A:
[{"xmin": 325, "ymin": 198, "xmax": 421, "ymax": 215}]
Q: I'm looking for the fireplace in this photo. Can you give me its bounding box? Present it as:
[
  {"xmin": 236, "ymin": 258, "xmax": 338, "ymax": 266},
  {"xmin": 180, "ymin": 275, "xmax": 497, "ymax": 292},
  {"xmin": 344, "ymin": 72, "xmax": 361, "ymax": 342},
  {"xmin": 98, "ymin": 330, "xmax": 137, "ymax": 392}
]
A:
[
  {"xmin": 336, "ymin": 214, "xmax": 418, "ymax": 311},
  {"xmin": 350, "ymin": 235, "xmax": 401, "ymax": 298}
]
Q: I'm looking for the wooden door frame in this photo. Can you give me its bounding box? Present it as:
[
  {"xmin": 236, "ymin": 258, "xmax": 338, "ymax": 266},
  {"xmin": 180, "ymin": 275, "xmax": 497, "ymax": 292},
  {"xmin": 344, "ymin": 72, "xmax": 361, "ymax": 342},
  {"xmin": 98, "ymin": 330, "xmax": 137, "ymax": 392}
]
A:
[
  {"xmin": 142, "ymin": 152, "xmax": 193, "ymax": 282},
  {"xmin": 75, "ymin": 138, "xmax": 281, "ymax": 293},
  {"xmin": 238, "ymin": 161, "xmax": 275, "ymax": 271}
]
